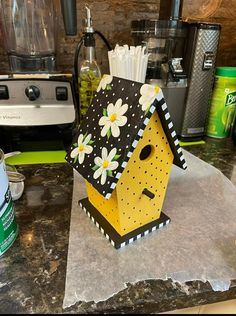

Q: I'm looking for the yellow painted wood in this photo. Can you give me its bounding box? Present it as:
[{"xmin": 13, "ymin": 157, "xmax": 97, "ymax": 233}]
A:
[
  {"xmin": 86, "ymin": 181, "xmax": 121, "ymax": 232},
  {"xmin": 87, "ymin": 111, "xmax": 174, "ymax": 236},
  {"xmin": 116, "ymin": 111, "xmax": 174, "ymax": 235}
]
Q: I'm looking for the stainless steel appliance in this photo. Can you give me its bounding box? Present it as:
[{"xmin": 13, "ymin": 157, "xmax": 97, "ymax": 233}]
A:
[
  {"xmin": 131, "ymin": 0, "xmax": 221, "ymax": 141},
  {"xmin": 0, "ymin": 0, "xmax": 78, "ymax": 152}
]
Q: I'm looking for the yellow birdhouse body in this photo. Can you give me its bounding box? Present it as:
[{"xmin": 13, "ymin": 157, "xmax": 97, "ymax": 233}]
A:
[
  {"xmin": 86, "ymin": 110, "xmax": 174, "ymax": 236},
  {"xmin": 66, "ymin": 75, "xmax": 187, "ymax": 249}
]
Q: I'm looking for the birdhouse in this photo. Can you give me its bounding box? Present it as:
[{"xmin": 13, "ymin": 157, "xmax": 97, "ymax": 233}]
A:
[{"xmin": 66, "ymin": 75, "xmax": 187, "ymax": 249}]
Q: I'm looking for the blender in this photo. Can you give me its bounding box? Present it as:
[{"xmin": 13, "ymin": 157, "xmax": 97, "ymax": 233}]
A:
[
  {"xmin": 131, "ymin": 16, "xmax": 188, "ymax": 136},
  {"xmin": 0, "ymin": 0, "xmax": 78, "ymax": 153},
  {"xmin": 0, "ymin": 0, "xmax": 58, "ymax": 73},
  {"xmin": 131, "ymin": 0, "xmax": 221, "ymax": 141}
]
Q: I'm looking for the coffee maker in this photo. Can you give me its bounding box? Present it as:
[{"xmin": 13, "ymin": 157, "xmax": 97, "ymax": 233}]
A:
[
  {"xmin": 131, "ymin": 0, "xmax": 221, "ymax": 141},
  {"xmin": 0, "ymin": 0, "xmax": 78, "ymax": 153}
]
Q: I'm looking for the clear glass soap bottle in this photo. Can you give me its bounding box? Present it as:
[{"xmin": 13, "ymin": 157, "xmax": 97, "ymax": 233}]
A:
[{"xmin": 78, "ymin": 7, "xmax": 101, "ymax": 119}]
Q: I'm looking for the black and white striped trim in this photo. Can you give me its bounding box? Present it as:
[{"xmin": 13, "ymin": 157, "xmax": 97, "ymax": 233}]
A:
[
  {"xmin": 79, "ymin": 198, "xmax": 171, "ymax": 249},
  {"xmin": 155, "ymin": 95, "xmax": 187, "ymax": 170},
  {"xmin": 118, "ymin": 219, "xmax": 170, "ymax": 249},
  {"xmin": 80, "ymin": 201, "xmax": 116, "ymax": 247},
  {"xmin": 80, "ymin": 201, "xmax": 116, "ymax": 248}
]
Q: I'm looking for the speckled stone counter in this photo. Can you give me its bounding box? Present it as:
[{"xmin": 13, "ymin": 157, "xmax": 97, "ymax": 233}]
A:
[{"xmin": 0, "ymin": 136, "xmax": 235, "ymax": 314}]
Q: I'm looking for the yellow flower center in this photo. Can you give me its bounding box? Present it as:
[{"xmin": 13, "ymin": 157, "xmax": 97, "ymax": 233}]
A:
[
  {"xmin": 110, "ymin": 113, "xmax": 117, "ymax": 122},
  {"xmin": 154, "ymin": 86, "xmax": 160, "ymax": 94},
  {"xmin": 102, "ymin": 160, "xmax": 109, "ymax": 169},
  {"xmin": 79, "ymin": 144, "xmax": 85, "ymax": 152}
]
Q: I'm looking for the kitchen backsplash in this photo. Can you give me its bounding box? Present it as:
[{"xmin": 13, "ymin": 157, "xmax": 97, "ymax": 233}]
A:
[{"xmin": 0, "ymin": 0, "xmax": 235, "ymax": 74}]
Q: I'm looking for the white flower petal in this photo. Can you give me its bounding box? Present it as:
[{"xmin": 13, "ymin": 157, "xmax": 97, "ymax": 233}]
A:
[
  {"xmin": 107, "ymin": 147, "xmax": 117, "ymax": 162},
  {"xmin": 99, "ymin": 116, "xmax": 110, "ymax": 126},
  {"xmin": 114, "ymin": 98, "xmax": 122, "ymax": 110},
  {"xmin": 96, "ymin": 78, "xmax": 103, "ymax": 92},
  {"xmin": 111, "ymin": 123, "xmax": 120, "ymax": 137},
  {"xmin": 94, "ymin": 167, "xmax": 103, "ymax": 179},
  {"xmin": 84, "ymin": 145, "xmax": 93, "ymax": 154},
  {"xmin": 140, "ymin": 84, "xmax": 154, "ymax": 95},
  {"xmin": 97, "ymin": 75, "xmax": 112, "ymax": 92},
  {"xmin": 101, "ymin": 170, "xmax": 107, "ymax": 185},
  {"xmin": 107, "ymin": 103, "xmax": 115, "ymax": 116},
  {"xmin": 142, "ymin": 100, "xmax": 151, "ymax": 112},
  {"xmin": 107, "ymin": 161, "xmax": 119, "ymax": 171},
  {"xmin": 70, "ymin": 147, "xmax": 79, "ymax": 158},
  {"xmin": 101, "ymin": 80, "xmax": 107, "ymax": 90},
  {"xmin": 102, "ymin": 147, "xmax": 108, "ymax": 160},
  {"xmin": 101, "ymin": 123, "xmax": 111, "ymax": 137},
  {"xmin": 83, "ymin": 134, "xmax": 92, "ymax": 145},
  {"xmin": 78, "ymin": 152, "xmax": 85, "ymax": 164},
  {"xmin": 116, "ymin": 115, "xmax": 127, "ymax": 127},
  {"xmin": 117, "ymin": 103, "xmax": 128, "ymax": 116},
  {"xmin": 139, "ymin": 83, "xmax": 159, "ymax": 113},
  {"xmin": 139, "ymin": 94, "xmax": 155, "ymax": 112},
  {"xmin": 105, "ymin": 75, "xmax": 113, "ymax": 85},
  {"xmin": 139, "ymin": 94, "xmax": 151, "ymax": 106},
  {"xmin": 77, "ymin": 134, "xmax": 84, "ymax": 145},
  {"xmin": 94, "ymin": 157, "xmax": 103, "ymax": 166}
]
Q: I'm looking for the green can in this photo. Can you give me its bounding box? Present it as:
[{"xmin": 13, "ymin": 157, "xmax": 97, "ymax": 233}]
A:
[
  {"xmin": 207, "ymin": 67, "xmax": 236, "ymax": 138},
  {"xmin": 0, "ymin": 149, "xmax": 18, "ymax": 256}
]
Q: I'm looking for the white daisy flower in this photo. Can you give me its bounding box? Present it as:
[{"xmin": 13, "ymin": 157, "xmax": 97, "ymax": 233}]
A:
[
  {"xmin": 99, "ymin": 98, "xmax": 128, "ymax": 138},
  {"xmin": 93, "ymin": 147, "xmax": 119, "ymax": 185},
  {"xmin": 139, "ymin": 84, "xmax": 161, "ymax": 112},
  {"xmin": 70, "ymin": 133, "xmax": 93, "ymax": 164},
  {"xmin": 97, "ymin": 74, "xmax": 113, "ymax": 92}
]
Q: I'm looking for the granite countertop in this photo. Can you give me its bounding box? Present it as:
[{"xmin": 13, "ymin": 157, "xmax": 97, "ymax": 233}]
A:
[{"xmin": 0, "ymin": 137, "xmax": 235, "ymax": 314}]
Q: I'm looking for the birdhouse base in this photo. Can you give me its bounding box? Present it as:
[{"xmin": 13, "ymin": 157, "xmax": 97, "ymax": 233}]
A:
[{"xmin": 79, "ymin": 198, "xmax": 171, "ymax": 249}]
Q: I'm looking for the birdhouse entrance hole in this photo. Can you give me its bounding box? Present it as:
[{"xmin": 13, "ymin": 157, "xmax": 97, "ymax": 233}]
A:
[{"xmin": 139, "ymin": 144, "xmax": 154, "ymax": 161}]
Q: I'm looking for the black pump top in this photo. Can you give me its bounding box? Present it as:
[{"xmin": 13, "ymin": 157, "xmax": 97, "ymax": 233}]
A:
[{"xmin": 84, "ymin": 32, "xmax": 95, "ymax": 47}]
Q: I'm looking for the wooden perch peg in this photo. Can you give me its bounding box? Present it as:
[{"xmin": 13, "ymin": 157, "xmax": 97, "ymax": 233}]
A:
[{"xmin": 142, "ymin": 188, "xmax": 155, "ymax": 199}]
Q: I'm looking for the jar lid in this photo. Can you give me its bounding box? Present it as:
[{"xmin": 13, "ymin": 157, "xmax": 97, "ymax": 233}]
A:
[{"xmin": 215, "ymin": 67, "xmax": 236, "ymax": 77}]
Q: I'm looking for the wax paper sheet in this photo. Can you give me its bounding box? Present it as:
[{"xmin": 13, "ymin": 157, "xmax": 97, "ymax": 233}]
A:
[{"xmin": 63, "ymin": 149, "xmax": 236, "ymax": 308}]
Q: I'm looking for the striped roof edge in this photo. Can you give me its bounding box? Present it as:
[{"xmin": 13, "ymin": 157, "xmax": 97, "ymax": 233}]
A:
[
  {"xmin": 155, "ymin": 89, "xmax": 187, "ymax": 170},
  {"xmin": 103, "ymin": 88, "xmax": 187, "ymax": 200}
]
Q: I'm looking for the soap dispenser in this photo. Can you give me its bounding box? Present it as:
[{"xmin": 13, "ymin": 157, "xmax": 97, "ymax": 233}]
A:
[{"xmin": 76, "ymin": 6, "xmax": 101, "ymax": 119}]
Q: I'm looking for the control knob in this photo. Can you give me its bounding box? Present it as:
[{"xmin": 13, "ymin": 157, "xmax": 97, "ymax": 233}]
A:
[{"xmin": 25, "ymin": 85, "xmax": 40, "ymax": 101}]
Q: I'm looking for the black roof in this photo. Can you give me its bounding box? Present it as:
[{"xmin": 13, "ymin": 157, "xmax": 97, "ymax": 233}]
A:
[{"xmin": 65, "ymin": 76, "xmax": 187, "ymax": 199}]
